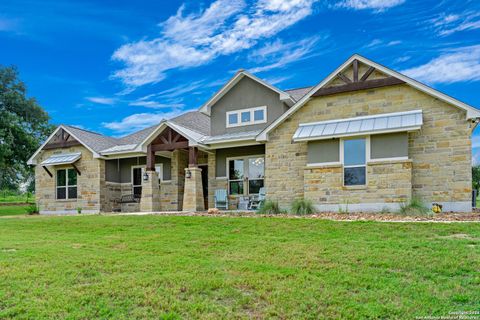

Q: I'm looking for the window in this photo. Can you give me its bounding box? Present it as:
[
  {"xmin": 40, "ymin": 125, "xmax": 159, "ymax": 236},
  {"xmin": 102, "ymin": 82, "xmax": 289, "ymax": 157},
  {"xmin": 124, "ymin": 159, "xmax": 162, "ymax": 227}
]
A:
[
  {"xmin": 227, "ymin": 156, "xmax": 264, "ymax": 195},
  {"xmin": 228, "ymin": 159, "xmax": 244, "ymax": 195},
  {"xmin": 226, "ymin": 106, "xmax": 267, "ymax": 127},
  {"xmin": 56, "ymin": 168, "xmax": 77, "ymax": 199},
  {"xmin": 248, "ymin": 157, "xmax": 265, "ymax": 194},
  {"xmin": 307, "ymin": 139, "xmax": 340, "ymax": 165},
  {"xmin": 228, "ymin": 113, "xmax": 238, "ymax": 125},
  {"xmin": 132, "ymin": 166, "xmax": 143, "ymax": 198},
  {"xmin": 343, "ymin": 138, "xmax": 366, "ymax": 186},
  {"xmin": 155, "ymin": 164, "xmax": 163, "ymax": 183}
]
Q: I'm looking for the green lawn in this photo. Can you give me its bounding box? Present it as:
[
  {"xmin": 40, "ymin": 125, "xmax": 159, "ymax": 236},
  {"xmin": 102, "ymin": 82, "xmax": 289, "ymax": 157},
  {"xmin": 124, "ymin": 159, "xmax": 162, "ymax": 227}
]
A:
[
  {"xmin": 0, "ymin": 205, "xmax": 30, "ymax": 217},
  {"xmin": 0, "ymin": 215, "xmax": 479, "ymax": 319}
]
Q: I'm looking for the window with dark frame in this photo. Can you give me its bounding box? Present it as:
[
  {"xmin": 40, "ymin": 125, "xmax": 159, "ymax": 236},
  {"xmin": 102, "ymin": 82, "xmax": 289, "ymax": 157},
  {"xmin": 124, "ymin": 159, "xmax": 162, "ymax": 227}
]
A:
[{"xmin": 56, "ymin": 168, "xmax": 77, "ymax": 199}]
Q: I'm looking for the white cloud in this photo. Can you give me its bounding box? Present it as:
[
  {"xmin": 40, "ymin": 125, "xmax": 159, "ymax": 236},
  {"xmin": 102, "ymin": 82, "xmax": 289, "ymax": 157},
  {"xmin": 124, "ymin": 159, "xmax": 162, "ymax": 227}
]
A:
[
  {"xmin": 402, "ymin": 45, "xmax": 480, "ymax": 84},
  {"xmin": 86, "ymin": 97, "xmax": 117, "ymax": 105},
  {"xmin": 431, "ymin": 12, "xmax": 480, "ymax": 36},
  {"xmin": 102, "ymin": 109, "xmax": 188, "ymax": 134},
  {"xmin": 364, "ymin": 38, "xmax": 401, "ymax": 49},
  {"xmin": 248, "ymin": 35, "xmax": 323, "ymax": 73},
  {"xmin": 337, "ymin": 0, "xmax": 404, "ymax": 11},
  {"xmin": 112, "ymin": 0, "xmax": 316, "ymax": 88},
  {"xmin": 129, "ymin": 100, "xmax": 185, "ymax": 109}
]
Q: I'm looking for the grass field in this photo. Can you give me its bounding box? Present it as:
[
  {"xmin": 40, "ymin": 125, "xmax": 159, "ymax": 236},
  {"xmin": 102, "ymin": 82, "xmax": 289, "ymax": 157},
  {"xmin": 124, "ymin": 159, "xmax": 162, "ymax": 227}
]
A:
[
  {"xmin": 0, "ymin": 215, "xmax": 479, "ymax": 319},
  {"xmin": 0, "ymin": 205, "xmax": 30, "ymax": 217}
]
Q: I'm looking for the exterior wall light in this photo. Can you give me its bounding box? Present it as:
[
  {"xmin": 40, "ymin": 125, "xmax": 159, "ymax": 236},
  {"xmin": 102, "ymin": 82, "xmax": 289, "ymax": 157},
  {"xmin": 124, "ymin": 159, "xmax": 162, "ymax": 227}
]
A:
[
  {"xmin": 186, "ymin": 169, "xmax": 192, "ymax": 179},
  {"xmin": 143, "ymin": 171, "xmax": 149, "ymax": 182}
]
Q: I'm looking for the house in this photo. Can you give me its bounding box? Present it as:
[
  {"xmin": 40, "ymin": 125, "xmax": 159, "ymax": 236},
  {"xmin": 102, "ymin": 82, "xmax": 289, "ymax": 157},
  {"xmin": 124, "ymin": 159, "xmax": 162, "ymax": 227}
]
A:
[{"xmin": 28, "ymin": 54, "xmax": 480, "ymax": 214}]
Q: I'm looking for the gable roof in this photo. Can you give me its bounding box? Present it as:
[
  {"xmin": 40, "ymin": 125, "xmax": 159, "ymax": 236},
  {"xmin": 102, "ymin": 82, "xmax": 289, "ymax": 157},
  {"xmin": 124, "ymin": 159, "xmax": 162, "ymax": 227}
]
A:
[
  {"xmin": 27, "ymin": 125, "xmax": 110, "ymax": 165},
  {"xmin": 257, "ymin": 54, "xmax": 480, "ymax": 141},
  {"xmin": 199, "ymin": 70, "xmax": 295, "ymax": 116},
  {"xmin": 285, "ymin": 86, "xmax": 314, "ymax": 101}
]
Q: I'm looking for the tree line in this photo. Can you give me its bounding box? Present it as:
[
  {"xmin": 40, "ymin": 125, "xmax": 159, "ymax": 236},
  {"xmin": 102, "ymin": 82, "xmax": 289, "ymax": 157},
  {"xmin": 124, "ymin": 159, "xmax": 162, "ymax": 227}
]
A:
[{"xmin": 0, "ymin": 65, "xmax": 54, "ymax": 192}]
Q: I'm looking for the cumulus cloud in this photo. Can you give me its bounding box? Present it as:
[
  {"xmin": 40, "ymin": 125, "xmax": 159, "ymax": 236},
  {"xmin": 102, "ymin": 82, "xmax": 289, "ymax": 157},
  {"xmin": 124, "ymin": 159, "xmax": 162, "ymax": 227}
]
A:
[
  {"xmin": 402, "ymin": 45, "xmax": 480, "ymax": 84},
  {"xmin": 111, "ymin": 0, "xmax": 316, "ymax": 88},
  {"xmin": 337, "ymin": 0, "xmax": 404, "ymax": 11}
]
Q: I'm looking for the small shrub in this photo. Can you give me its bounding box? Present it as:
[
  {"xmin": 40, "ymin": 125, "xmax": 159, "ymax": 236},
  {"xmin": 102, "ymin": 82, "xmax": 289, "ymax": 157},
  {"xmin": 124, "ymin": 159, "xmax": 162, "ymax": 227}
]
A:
[
  {"xmin": 380, "ymin": 206, "xmax": 390, "ymax": 214},
  {"xmin": 291, "ymin": 198, "xmax": 315, "ymax": 215},
  {"xmin": 26, "ymin": 204, "xmax": 39, "ymax": 215},
  {"xmin": 77, "ymin": 207, "xmax": 82, "ymax": 214},
  {"xmin": 257, "ymin": 200, "xmax": 285, "ymax": 215},
  {"xmin": 399, "ymin": 197, "xmax": 431, "ymax": 216}
]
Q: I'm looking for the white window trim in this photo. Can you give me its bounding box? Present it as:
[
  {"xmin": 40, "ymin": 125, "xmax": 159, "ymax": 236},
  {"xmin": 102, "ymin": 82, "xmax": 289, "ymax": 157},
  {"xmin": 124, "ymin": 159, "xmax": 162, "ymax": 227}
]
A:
[
  {"xmin": 226, "ymin": 106, "xmax": 267, "ymax": 128},
  {"xmin": 368, "ymin": 156, "xmax": 409, "ymax": 163},
  {"xmin": 56, "ymin": 168, "xmax": 77, "ymax": 200},
  {"xmin": 132, "ymin": 164, "xmax": 170, "ymax": 185},
  {"xmin": 340, "ymin": 136, "xmax": 369, "ymax": 187},
  {"xmin": 226, "ymin": 154, "xmax": 265, "ymax": 195},
  {"xmin": 131, "ymin": 165, "xmax": 145, "ymax": 189},
  {"xmin": 306, "ymin": 140, "xmax": 342, "ymax": 167}
]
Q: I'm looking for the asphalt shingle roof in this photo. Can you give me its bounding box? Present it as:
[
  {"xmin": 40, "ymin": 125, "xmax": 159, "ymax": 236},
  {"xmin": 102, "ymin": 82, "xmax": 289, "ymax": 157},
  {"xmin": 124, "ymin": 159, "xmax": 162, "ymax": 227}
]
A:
[{"xmin": 285, "ymin": 86, "xmax": 314, "ymax": 101}]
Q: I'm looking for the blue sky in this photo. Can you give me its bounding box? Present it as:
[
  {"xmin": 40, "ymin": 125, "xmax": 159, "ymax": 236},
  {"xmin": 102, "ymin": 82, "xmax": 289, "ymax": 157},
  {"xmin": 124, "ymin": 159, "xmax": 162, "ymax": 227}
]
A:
[{"xmin": 1, "ymin": 0, "xmax": 480, "ymax": 158}]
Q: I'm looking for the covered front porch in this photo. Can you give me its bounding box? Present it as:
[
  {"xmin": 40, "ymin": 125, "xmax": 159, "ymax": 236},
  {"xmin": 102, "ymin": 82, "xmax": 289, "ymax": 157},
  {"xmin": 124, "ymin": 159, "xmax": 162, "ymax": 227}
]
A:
[
  {"xmin": 104, "ymin": 126, "xmax": 210, "ymax": 213},
  {"xmin": 103, "ymin": 133, "xmax": 266, "ymax": 213}
]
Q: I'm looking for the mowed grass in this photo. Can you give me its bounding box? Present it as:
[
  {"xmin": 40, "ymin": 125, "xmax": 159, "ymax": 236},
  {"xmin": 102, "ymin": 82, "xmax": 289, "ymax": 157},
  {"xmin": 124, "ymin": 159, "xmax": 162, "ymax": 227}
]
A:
[
  {"xmin": 0, "ymin": 205, "xmax": 30, "ymax": 217},
  {"xmin": 0, "ymin": 215, "xmax": 479, "ymax": 319}
]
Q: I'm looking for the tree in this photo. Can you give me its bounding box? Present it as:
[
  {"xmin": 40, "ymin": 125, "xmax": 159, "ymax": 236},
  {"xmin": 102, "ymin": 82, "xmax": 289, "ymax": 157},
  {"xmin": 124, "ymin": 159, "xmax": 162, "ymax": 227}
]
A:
[
  {"xmin": 473, "ymin": 165, "xmax": 480, "ymax": 194},
  {"xmin": 0, "ymin": 65, "xmax": 54, "ymax": 191}
]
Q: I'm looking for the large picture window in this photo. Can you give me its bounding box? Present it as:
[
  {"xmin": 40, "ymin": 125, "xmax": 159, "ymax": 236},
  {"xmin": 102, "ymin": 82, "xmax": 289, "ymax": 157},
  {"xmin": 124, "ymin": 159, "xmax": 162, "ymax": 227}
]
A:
[
  {"xmin": 227, "ymin": 156, "xmax": 264, "ymax": 195},
  {"xmin": 56, "ymin": 168, "xmax": 77, "ymax": 199},
  {"xmin": 343, "ymin": 138, "xmax": 366, "ymax": 186}
]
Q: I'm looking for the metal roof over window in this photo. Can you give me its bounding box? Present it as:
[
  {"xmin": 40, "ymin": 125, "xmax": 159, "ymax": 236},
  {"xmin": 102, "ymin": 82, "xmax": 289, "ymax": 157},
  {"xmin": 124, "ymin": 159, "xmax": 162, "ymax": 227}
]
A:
[
  {"xmin": 293, "ymin": 110, "xmax": 423, "ymax": 142},
  {"xmin": 40, "ymin": 152, "xmax": 82, "ymax": 166}
]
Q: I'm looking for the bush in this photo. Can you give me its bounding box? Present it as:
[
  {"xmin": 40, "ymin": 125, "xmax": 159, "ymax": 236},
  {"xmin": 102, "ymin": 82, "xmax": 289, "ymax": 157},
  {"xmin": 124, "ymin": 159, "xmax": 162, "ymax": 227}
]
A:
[
  {"xmin": 399, "ymin": 197, "xmax": 431, "ymax": 216},
  {"xmin": 77, "ymin": 207, "xmax": 82, "ymax": 214},
  {"xmin": 291, "ymin": 198, "xmax": 315, "ymax": 215},
  {"xmin": 257, "ymin": 200, "xmax": 285, "ymax": 215},
  {"xmin": 26, "ymin": 204, "xmax": 39, "ymax": 215}
]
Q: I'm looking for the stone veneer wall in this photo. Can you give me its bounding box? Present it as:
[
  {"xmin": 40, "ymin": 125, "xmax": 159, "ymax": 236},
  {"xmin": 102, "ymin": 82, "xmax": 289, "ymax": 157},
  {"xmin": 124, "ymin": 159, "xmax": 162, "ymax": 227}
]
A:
[
  {"xmin": 35, "ymin": 145, "xmax": 105, "ymax": 214},
  {"xmin": 304, "ymin": 160, "xmax": 412, "ymax": 211},
  {"xmin": 266, "ymin": 84, "xmax": 472, "ymax": 212}
]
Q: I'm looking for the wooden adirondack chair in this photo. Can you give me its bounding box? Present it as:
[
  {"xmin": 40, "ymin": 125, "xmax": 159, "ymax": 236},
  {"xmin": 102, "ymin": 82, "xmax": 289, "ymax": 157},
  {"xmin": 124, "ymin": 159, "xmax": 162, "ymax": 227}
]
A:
[{"xmin": 214, "ymin": 189, "xmax": 228, "ymax": 210}]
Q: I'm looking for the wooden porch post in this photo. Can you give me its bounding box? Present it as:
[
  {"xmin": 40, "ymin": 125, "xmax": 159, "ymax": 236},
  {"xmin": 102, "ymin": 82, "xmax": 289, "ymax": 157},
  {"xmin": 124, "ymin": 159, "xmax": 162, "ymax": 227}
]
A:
[
  {"xmin": 146, "ymin": 144, "xmax": 155, "ymax": 171},
  {"xmin": 188, "ymin": 146, "xmax": 198, "ymax": 167}
]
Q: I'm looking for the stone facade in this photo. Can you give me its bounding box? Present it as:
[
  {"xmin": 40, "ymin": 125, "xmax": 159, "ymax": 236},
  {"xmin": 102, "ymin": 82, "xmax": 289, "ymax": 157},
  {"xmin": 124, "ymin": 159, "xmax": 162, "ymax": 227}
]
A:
[
  {"xmin": 304, "ymin": 160, "xmax": 412, "ymax": 211},
  {"xmin": 266, "ymin": 83, "xmax": 472, "ymax": 212},
  {"xmin": 35, "ymin": 145, "xmax": 105, "ymax": 214},
  {"xmin": 140, "ymin": 170, "xmax": 161, "ymax": 212},
  {"xmin": 182, "ymin": 167, "xmax": 205, "ymax": 211}
]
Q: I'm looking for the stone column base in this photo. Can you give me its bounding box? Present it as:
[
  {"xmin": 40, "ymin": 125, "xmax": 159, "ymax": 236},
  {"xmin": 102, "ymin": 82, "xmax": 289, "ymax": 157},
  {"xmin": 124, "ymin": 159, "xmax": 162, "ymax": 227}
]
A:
[
  {"xmin": 182, "ymin": 167, "xmax": 204, "ymax": 212},
  {"xmin": 140, "ymin": 170, "xmax": 161, "ymax": 212}
]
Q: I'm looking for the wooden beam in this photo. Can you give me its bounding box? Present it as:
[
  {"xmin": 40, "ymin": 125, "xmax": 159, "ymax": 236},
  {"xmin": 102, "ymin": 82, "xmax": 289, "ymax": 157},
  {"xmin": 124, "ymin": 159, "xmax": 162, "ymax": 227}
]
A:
[
  {"xmin": 159, "ymin": 135, "xmax": 169, "ymax": 145},
  {"xmin": 352, "ymin": 60, "xmax": 359, "ymax": 82},
  {"xmin": 71, "ymin": 163, "xmax": 81, "ymax": 176},
  {"xmin": 42, "ymin": 166, "xmax": 53, "ymax": 178},
  {"xmin": 43, "ymin": 140, "xmax": 81, "ymax": 150},
  {"xmin": 146, "ymin": 144, "xmax": 155, "ymax": 171},
  {"xmin": 168, "ymin": 128, "xmax": 172, "ymax": 144},
  {"xmin": 172, "ymin": 133, "xmax": 181, "ymax": 144},
  {"xmin": 360, "ymin": 66, "xmax": 375, "ymax": 82},
  {"xmin": 188, "ymin": 147, "xmax": 198, "ymax": 167},
  {"xmin": 312, "ymin": 77, "xmax": 405, "ymax": 97},
  {"xmin": 151, "ymin": 141, "xmax": 189, "ymax": 152},
  {"xmin": 337, "ymin": 72, "xmax": 352, "ymax": 84}
]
